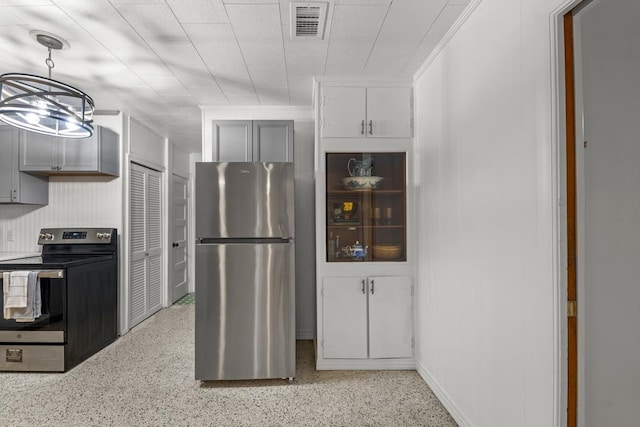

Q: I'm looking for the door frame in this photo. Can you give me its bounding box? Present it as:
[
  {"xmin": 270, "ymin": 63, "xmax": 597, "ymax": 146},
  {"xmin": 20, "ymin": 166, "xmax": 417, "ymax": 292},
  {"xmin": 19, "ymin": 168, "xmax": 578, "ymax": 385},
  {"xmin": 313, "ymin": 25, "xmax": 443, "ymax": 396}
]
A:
[
  {"xmin": 560, "ymin": 1, "xmax": 595, "ymax": 426},
  {"xmin": 170, "ymin": 172, "xmax": 189, "ymax": 303}
]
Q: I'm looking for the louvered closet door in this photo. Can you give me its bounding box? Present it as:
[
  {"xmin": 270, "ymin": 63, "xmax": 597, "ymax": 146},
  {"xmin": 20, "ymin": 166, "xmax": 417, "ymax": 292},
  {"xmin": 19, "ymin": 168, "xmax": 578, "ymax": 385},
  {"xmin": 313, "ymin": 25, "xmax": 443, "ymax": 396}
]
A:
[{"xmin": 129, "ymin": 163, "xmax": 163, "ymax": 328}]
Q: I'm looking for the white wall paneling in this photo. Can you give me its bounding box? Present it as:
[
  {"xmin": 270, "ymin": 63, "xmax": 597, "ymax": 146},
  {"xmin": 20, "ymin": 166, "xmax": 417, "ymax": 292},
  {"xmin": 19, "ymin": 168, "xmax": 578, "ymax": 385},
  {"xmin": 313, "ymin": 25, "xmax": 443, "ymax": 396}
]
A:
[{"xmin": 413, "ymin": 0, "xmax": 577, "ymax": 425}]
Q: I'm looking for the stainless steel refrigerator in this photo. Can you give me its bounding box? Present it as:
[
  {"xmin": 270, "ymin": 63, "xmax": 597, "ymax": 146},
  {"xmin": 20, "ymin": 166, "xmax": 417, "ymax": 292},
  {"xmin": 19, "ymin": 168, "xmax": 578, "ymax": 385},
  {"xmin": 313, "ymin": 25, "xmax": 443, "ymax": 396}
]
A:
[{"xmin": 194, "ymin": 162, "xmax": 295, "ymax": 381}]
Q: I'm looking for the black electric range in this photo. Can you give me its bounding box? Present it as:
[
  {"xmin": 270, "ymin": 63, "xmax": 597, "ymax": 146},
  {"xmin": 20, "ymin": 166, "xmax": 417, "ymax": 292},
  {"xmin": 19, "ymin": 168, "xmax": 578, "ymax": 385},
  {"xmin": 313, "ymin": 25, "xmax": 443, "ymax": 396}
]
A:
[{"xmin": 0, "ymin": 228, "xmax": 118, "ymax": 372}]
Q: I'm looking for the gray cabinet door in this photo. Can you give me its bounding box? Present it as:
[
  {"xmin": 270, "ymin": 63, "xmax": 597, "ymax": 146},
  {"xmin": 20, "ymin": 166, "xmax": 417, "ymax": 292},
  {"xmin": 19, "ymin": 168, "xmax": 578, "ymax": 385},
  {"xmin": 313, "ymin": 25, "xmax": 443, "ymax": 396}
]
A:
[
  {"xmin": 213, "ymin": 120, "xmax": 253, "ymax": 161},
  {"xmin": 0, "ymin": 127, "xmax": 48, "ymax": 205},
  {"xmin": 213, "ymin": 120, "xmax": 294, "ymax": 162},
  {"xmin": 59, "ymin": 136, "xmax": 98, "ymax": 171},
  {"xmin": 253, "ymin": 120, "xmax": 294, "ymax": 162},
  {"xmin": 0, "ymin": 128, "xmax": 18, "ymax": 203},
  {"xmin": 19, "ymin": 132, "xmax": 56, "ymax": 171}
]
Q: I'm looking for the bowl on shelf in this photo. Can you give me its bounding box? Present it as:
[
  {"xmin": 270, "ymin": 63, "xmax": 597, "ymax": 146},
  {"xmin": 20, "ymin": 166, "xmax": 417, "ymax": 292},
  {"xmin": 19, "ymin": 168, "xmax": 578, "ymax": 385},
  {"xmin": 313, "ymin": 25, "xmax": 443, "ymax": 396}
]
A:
[
  {"xmin": 341, "ymin": 176, "xmax": 384, "ymax": 190},
  {"xmin": 372, "ymin": 244, "xmax": 402, "ymax": 260}
]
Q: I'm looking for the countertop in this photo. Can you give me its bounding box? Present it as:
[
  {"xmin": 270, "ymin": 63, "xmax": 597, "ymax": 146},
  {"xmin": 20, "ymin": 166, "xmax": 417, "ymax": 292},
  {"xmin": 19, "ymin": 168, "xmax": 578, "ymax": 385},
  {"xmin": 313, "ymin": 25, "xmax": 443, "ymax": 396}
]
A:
[{"xmin": 0, "ymin": 252, "xmax": 41, "ymax": 262}]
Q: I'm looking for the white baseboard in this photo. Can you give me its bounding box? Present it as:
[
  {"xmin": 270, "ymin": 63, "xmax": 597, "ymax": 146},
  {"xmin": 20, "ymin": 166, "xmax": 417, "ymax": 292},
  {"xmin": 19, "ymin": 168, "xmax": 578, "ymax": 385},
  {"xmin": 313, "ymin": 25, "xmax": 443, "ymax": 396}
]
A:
[
  {"xmin": 296, "ymin": 329, "xmax": 315, "ymax": 340},
  {"xmin": 416, "ymin": 360, "xmax": 475, "ymax": 427}
]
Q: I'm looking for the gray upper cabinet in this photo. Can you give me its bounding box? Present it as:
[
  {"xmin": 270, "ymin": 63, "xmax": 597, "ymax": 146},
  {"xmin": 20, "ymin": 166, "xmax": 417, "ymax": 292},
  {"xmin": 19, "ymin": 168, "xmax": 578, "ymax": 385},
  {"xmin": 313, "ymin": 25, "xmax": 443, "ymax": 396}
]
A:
[
  {"xmin": 19, "ymin": 125, "xmax": 120, "ymax": 176},
  {"xmin": 213, "ymin": 120, "xmax": 293, "ymax": 162},
  {"xmin": 0, "ymin": 127, "xmax": 49, "ymax": 205}
]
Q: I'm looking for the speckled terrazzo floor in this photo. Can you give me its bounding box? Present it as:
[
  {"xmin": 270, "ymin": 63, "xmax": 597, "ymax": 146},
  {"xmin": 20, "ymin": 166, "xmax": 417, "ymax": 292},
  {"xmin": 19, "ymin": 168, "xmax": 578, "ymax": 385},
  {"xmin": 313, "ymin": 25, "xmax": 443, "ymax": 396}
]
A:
[{"xmin": 0, "ymin": 305, "xmax": 457, "ymax": 427}]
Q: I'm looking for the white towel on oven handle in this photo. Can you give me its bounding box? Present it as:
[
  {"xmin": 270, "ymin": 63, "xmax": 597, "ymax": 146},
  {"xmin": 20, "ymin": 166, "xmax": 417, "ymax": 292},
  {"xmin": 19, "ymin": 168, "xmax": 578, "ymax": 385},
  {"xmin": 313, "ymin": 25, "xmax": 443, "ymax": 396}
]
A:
[
  {"xmin": 3, "ymin": 271, "xmax": 41, "ymax": 322},
  {"xmin": 3, "ymin": 271, "xmax": 29, "ymax": 308}
]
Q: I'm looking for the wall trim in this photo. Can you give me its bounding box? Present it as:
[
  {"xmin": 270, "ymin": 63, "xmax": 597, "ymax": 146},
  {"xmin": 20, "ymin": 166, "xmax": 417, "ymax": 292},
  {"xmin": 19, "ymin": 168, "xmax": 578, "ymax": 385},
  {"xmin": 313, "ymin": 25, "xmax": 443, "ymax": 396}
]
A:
[
  {"xmin": 416, "ymin": 361, "xmax": 474, "ymax": 427},
  {"xmin": 549, "ymin": 1, "xmax": 588, "ymax": 427},
  {"xmin": 412, "ymin": 0, "xmax": 483, "ymax": 82}
]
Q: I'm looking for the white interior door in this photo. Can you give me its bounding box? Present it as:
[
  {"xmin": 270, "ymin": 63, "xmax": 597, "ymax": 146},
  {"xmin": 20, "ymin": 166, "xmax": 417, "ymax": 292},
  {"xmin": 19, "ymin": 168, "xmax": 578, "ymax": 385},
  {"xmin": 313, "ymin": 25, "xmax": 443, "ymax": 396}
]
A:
[
  {"xmin": 129, "ymin": 162, "xmax": 163, "ymax": 328},
  {"xmin": 579, "ymin": 2, "xmax": 640, "ymax": 425},
  {"xmin": 171, "ymin": 174, "xmax": 189, "ymax": 303}
]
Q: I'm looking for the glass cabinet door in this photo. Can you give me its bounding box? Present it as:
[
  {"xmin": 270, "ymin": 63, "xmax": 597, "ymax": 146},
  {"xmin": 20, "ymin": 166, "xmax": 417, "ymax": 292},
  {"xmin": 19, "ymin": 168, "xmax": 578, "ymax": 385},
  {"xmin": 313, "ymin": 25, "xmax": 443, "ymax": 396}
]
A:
[{"xmin": 325, "ymin": 152, "xmax": 406, "ymax": 262}]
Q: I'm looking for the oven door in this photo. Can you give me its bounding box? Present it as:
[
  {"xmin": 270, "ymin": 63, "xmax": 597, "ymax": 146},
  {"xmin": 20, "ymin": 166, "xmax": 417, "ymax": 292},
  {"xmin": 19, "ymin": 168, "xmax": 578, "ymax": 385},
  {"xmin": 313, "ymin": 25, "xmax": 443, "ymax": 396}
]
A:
[{"xmin": 0, "ymin": 271, "xmax": 66, "ymax": 343}]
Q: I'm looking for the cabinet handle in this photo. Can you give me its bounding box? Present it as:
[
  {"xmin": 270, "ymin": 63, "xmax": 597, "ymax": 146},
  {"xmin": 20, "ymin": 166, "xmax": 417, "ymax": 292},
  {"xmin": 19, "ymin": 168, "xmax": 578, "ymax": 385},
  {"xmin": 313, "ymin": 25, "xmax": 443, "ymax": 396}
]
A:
[
  {"xmin": 370, "ymin": 279, "xmax": 375, "ymax": 294},
  {"xmin": 361, "ymin": 120, "xmax": 365, "ymax": 135},
  {"xmin": 368, "ymin": 120, "xmax": 373, "ymax": 135},
  {"xmin": 51, "ymin": 165, "xmax": 56, "ymax": 170},
  {"xmin": 361, "ymin": 279, "xmax": 366, "ymax": 294}
]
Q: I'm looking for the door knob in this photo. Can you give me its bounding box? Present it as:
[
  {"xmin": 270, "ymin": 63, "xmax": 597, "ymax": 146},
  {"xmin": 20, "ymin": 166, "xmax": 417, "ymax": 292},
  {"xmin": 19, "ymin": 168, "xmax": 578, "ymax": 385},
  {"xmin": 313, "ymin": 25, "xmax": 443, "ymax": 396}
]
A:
[{"xmin": 172, "ymin": 242, "xmax": 179, "ymax": 247}]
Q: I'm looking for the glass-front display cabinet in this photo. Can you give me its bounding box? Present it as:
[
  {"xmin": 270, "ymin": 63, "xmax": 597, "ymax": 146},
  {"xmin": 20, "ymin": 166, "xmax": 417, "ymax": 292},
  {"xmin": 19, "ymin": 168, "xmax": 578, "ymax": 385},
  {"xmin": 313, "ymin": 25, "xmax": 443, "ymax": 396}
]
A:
[{"xmin": 325, "ymin": 152, "xmax": 406, "ymax": 262}]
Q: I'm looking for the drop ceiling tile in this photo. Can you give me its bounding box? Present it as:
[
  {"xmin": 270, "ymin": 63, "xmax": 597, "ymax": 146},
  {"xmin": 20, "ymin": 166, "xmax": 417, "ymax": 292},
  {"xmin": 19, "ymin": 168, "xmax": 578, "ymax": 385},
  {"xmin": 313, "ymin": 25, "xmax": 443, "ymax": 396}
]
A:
[
  {"xmin": 324, "ymin": 4, "xmax": 388, "ymax": 75},
  {"xmin": 166, "ymin": 0, "xmax": 228, "ymax": 24},
  {"xmin": 250, "ymin": 68, "xmax": 288, "ymax": 88},
  {"xmin": 0, "ymin": 0, "xmax": 52, "ymax": 5},
  {"xmin": 401, "ymin": 4, "xmax": 467, "ymax": 76},
  {"xmin": 226, "ymin": 3, "xmax": 286, "ymax": 70},
  {"xmin": 0, "ymin": 7, "xmax": 24, "ymax": 25},
  {"xmin": 54, "ymin": 0, "xmax": 163, "ymax": 67},
  {"xmin": 255, "ymin": 87, "xmax": 289, "ymax": 105},
  {"xmin": 334, "ymin": 0, "xmax": 391, "ymax": 4},
  {"xmin": 223, "ymin": 0, "xmax": 278, "ymax": 3},
  {"xmin": 363, "ymin": 0, "xmax": 447, "ymax": 76},
  {"xmin": 144, "ymin": 76, "xmax": 189, "ymax": 95},
  {"xmin": 183, "ymin": 23, "xmax": 252, "ymax": 92},
  {"xmin": 108, "ymin": 0, "xmax": 164, "ymax": 4},
  {"xmin": 212, "ymin": 74, "xmax": 256, "ymax": 97},
  {"xmin": 114, "ymin": 3, "xmax": 188, "ymax": 42},
  {"xmin": 225, "ymin": 94, "xmax": 260, "ymax": 105},
  {"xmin": 160, "ymin": 93, "xmax": 199, "ymax": 107},
  {"xmin": 283, "ymin": 36, "xmax": 328, "ymax": 77},
  {"xmin": 189, "ymin": 86, "xmax": 229, "ymax": 104}
]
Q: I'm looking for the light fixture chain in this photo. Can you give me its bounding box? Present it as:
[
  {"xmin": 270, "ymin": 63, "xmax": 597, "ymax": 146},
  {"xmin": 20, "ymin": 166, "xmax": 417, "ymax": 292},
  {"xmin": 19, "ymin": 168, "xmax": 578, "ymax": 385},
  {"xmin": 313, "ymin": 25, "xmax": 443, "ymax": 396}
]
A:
[{"xmin": 45, "ymin": 47, "xmax": 55, "ymax": 79}]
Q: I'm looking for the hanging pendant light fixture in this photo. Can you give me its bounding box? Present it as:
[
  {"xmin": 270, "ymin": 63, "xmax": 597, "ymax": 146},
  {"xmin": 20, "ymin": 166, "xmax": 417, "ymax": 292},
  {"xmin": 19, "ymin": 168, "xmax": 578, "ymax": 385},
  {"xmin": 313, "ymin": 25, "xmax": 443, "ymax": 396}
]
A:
[{"xmin": 0, "ymin": 33, "xmax": 94, "ymax": 138}]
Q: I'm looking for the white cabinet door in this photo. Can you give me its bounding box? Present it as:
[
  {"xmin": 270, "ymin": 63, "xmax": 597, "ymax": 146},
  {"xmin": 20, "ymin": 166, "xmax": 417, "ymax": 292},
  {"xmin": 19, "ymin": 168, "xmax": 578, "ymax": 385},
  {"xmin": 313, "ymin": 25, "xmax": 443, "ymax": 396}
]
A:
[
  {"xmin": 368, "ymin": 276, "xmax": 413, "ymax": 358},
  {"xmin": 322, "ymin": 277, "xmax": 368, "ymax": 359},
  {"xmin": 367, "ymin": 87, "xmax": 413, "ymax": 138},
  {"xmin": 321, "ymin": 86, "xmax": 366, "ymax": 138}
]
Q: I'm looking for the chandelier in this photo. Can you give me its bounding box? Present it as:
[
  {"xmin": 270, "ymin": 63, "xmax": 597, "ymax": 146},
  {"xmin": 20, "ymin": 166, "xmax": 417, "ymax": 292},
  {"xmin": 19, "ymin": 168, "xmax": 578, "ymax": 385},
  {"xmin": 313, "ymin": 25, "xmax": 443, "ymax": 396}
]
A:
[{"xmin": 0, "ymin": 33, "xmax": 94, "ymax": 138}]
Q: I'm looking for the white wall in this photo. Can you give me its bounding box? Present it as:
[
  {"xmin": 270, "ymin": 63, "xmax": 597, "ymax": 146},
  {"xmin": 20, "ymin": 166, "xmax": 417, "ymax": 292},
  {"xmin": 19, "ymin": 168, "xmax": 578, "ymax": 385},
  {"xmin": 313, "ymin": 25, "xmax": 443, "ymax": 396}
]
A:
[
  {"xmin": 201, "ymin": 106, "xmax": 316, "ymax": 339},
  {"xmin": 413, "ymin": 0, "xmax": 573, "ymax": 425},
  {"xmin": 578, "ymin": 1, "xmax": 640, "ymax": 425}
]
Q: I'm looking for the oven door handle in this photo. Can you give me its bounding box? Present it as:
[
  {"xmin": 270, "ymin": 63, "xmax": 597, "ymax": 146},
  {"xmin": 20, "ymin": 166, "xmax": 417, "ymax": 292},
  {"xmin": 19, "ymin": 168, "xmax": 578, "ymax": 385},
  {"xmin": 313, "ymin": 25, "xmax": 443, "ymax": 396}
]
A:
[{"xmin": 0, "ymin": 270, "xmax": 64, "ymax": 278}]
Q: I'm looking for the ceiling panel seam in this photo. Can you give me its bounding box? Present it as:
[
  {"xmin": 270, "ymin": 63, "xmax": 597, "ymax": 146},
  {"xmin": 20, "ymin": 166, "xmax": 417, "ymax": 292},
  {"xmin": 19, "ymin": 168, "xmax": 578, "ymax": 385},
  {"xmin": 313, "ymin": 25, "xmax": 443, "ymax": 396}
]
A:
[
  {"xmin": 223, "ymin": 2, "xmax": 260, "ymax": 103},
  {"xmin": 398, "ymin": 4, "xmax": 448, "ymax": 76},
  {"xmin": 164, "ymin": 1, "xmax": 229, "ymax": 105},
  {"xmin": 359, "ymin": 1, "xmax": 392, "ymax": 76}
]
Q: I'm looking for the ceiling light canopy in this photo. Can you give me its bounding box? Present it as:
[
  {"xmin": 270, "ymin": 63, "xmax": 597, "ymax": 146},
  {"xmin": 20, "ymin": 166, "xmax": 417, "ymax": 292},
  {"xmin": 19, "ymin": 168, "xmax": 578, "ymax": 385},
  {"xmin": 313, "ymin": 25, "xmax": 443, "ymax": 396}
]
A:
[{"xmin": 0, "ymin": 33, "xmax": 94, "ymax": 138}]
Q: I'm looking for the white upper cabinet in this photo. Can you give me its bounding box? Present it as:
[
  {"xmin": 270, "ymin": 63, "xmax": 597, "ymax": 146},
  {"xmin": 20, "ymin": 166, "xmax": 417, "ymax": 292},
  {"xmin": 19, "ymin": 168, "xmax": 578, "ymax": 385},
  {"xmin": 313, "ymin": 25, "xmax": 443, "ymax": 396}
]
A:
[{"xmin": 320, "ymin": 86, "xmax": 412, "ymax": 138}]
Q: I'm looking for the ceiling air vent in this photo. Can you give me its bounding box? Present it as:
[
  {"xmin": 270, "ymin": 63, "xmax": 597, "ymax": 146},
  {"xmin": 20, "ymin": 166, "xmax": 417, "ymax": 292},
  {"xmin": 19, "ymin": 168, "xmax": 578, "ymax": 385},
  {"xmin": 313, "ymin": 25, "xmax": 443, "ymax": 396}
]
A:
[{"xmin": 290, "ymin": 2, "xmax": 328, "ymax": 40}]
